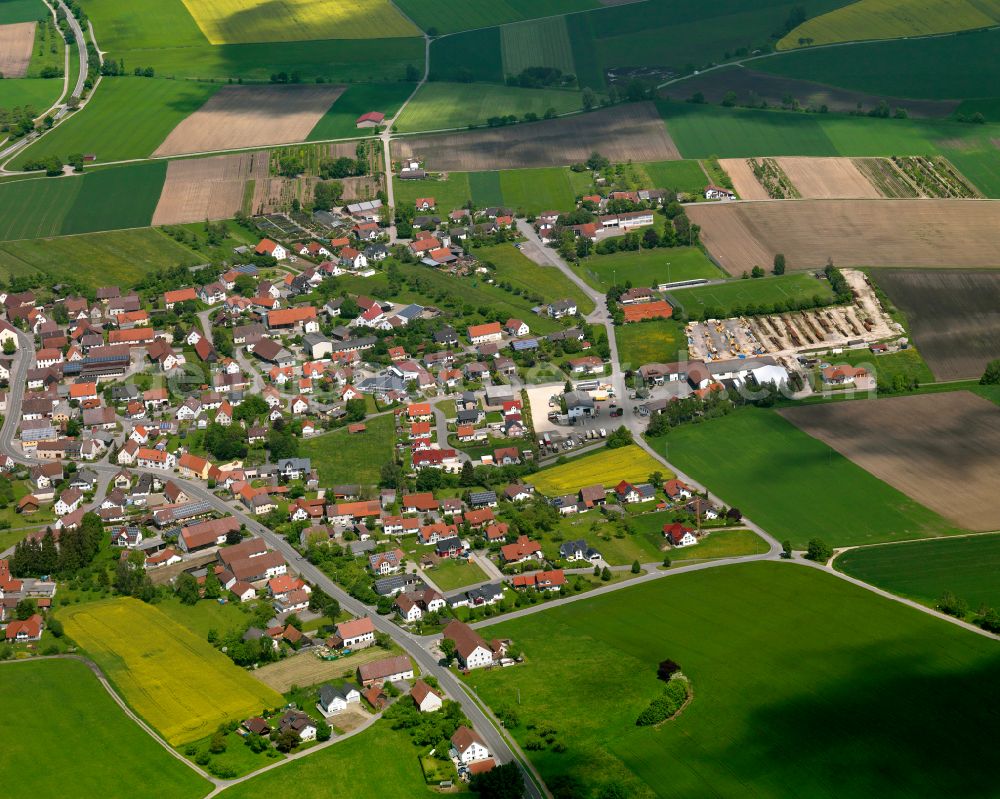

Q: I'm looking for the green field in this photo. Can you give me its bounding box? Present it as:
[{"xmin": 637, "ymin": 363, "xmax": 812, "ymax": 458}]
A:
[
  {"xmin": 394, "ymin": 172, "xmax": 472, "ymax": 212},
  {"xmin": 0, "ymin": 77, "xmax": 61, "ymax": 113},
  {"xmin": 60, "ymin": 161, "xmax": 167, "ymax": 235},
  {"xmin": 574, "ymin": 247, "xmax": 723, "ymax": 291},
  {"xmin": 25, "ymin": 11, "xmax": 64, "ymax": 78},
  {"xmin": 500, "ymin": 15, "xmax": 576, "ymax": 77},
  {"xmin": 300, "ymin": 413, "xmax": 396, "ymax": 485},
  {"xmin": 13, "ymin": 78, "xmax": 219, "ymax": 166},
  {"xmin": 667, "ymin": 528, "xmax": 770, "ymax": 561},
  {"xmin": 668, "ymin": 273, "xmax": 835, "ymax": 317},
  {"xmin": 780, "ymin": 0, "xmax": 1000, "ymax": 49},
  {"xmin": 393, "ymin": 0, "xmax": 598, "ymax": 35},
  {"xmin": 647, "ymin": 408, "xmax": 963, "ymax": 548},
  {"xmin": 478, "ymin": 243, "xmax": 595, "ymax": 315},
  {"xmin": 759, "ymin": 28, "xmax": 1000, "ymax": 101},
  {"xmin": 430, "ymin": 26, "xmax": 504, "ymax": 83},
  {"xmin": 0, "ymin": 227, "xmax": 201, "ymax": 288},
  {"xmin": 0, "ymin": 0, "xmax": 46, "ymax": 23},
  {"xmin": 468, "ymin": 170, "xmax": 503, "ymax": 206},
  {"xmin": 616, "ymin": 318, "xmax": 686, "ymax": 368},
  {"xmin": 217, "ymin": 721, "xmax": 432, "ymax": 798},
  {"xmin": 498, "ymin": 166, "xmax": 579, "ymax": 214},
  {"xmin": 394, "ymin": 166, "xmax": 582, "ymax": 215},
  {"xmin": 0, "ymin": 658, "xmax": 211, "ymax": 799},
  {"xmin": 837, "ymin": 533, "xmax": 1000, "ymax": 610},
  {"xmin": 394, "ymin": 82, "xmax": 585, "ymax": 132},
  {"xmin": 307, "ymin": 82, "xmax": 414, "ymax": 140},
  {"xmin": 0, "ymin": 175, "xmax": 81, "ymax": 240},
  {"xmin": 639, "ymin": 159, "xmax": 709, "ymax": 195},
  {"xmin": 61, "ymin": 597, "xmax": 283, "ymax": 745},
  {"xmin": 473, "ymin": 562, "xmax": 1000, "ymax": 798},
  {"xmin": 836, "ymin": 347, "xmax": 935, "ymax": 387}
]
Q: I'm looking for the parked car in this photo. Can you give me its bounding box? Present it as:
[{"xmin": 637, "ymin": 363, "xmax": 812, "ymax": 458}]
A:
[{"xmin": 610, "ymin": 407, "xmax": 624, "ymax": 417}]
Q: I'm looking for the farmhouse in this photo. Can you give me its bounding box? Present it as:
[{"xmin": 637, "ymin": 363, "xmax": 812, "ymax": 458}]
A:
[
  {"xmin": 336, "ymin": 617, "xmax": 375, "ymax": 649},
  {"xmin": 358, "ymin": 655, "xmax": 414, "ymax": 687}
]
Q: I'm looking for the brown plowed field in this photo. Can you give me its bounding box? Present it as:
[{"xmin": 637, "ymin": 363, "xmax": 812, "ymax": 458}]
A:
[
  {"xmin": 153, "ymin": 84, "xmax": 344, "ymax": 157},
  {"xmin": 393, "ymin": 102, "xmax": 679, "ymax": 170},
  {"xmin": 152, "ymin": 151, "xmax": 269, "ymax": 224},
  {"xmin": 871, "ymin": 269, "xmax": 1000, "ymax": 381},
  {"xmin": 0, "ymin": 22, "xmax": 36, "ymax": 79},
  {"xmin": 664, "ymin": 66, "xmax": 958, "ymax": 119},
  {"xmin": 775, "ymin": 157, "xmax": 882, "ymax": 199},
  {"xmin": 688, "ymin": 199, "xmax": 1000, "ymax": 275},
  {"xmin": 719, "ymin": 159, "xmax": 770, "ymax": 200},
  {"xmin": 781, "ymin": 392, "xmax": 1000, "ymax": 531}
]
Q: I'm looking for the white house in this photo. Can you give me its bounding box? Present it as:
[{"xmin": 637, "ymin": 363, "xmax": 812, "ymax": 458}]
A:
[
  {"xmin": 704, "ymin": 185, "xmax": 736, "ymax": 200},
  {"xmin": 451, "ymin": 726, "xmax": 491, "ymax": 764},
  {"xmin": 411, "ymin": 680, "xmax": 443, "ymax": 713},
  {"xmin": 336, "ymin": 617, "xmax": 375, "ymax": 649},
  {"xmin": 317, "ymin": 683, "xmax": 362, "ymax": 716}
]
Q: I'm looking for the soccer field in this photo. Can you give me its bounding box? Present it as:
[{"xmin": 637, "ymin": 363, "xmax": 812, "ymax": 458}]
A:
[{"xmin": 61, "ymin": 598, "xmax": 283, "ymax": 745}]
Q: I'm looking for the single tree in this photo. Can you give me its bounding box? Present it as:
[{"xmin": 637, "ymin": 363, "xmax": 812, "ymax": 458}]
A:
[{"xmin": 805, "ymin": 538, "xmax": 833, "ymax": 563}]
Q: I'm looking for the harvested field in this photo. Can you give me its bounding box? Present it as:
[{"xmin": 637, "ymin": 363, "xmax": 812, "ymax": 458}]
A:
[
  {"xmin": 718, "ymin": 159, "xmax": 768, "ymax": 200},
  {"xmin": 781, "ymin": 392, "xmax": 1000, "ymax": 532},
  {"xmin": 152, "ymin": 151, "xmax": 269, "ymax": 225},
  {"xmin": 665, "ymin": 66, "xmax": 959, "ymax": 119},
  {"xmin": 393, "ymin": 103, "xmax": 679, "ymax": 171},
  {"xmin": 775, "ymin": 157, "xmax": 882, "ymax": 199},
  {"xmin": 871, "ymin": 269, "xmax": 1000, "ymax": 381},
  {"xmin": 153, "ymin": 85, "xmax": 345, "ymax": 157},
  {"xmin": 253, "ymin": 646, "xmax": 399, "ymax": 693},
  {"xmin": 688, "ymin": 199, "xmax": 1000, "ymax": 275},
  {"xmin": 0, "ymin": 21, "xmax": 35, "ymax": 78}
]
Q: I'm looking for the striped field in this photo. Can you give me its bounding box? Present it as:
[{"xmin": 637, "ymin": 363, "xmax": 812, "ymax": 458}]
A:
[{"xmin": 500, "ymin": 15, "xmax": 575, "ymax": 77}]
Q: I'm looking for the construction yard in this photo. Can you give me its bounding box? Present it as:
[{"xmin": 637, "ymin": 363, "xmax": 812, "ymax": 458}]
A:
[{"xmin": 686, "ymin": 269, "xmax": 898, "ymax": 360}]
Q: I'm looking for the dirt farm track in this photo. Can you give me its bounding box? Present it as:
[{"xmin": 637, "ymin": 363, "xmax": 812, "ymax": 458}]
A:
[
  {"xmin": 393, "ymin": 102, "xmax": 679, "ymax": 171},
  {"xmin": 688, "ymin": 199, "xmax": 1000, "ymax": 274},
  {"xmin": 781, "ymin": 392, "xmax": 1000, "ymax": 532}
]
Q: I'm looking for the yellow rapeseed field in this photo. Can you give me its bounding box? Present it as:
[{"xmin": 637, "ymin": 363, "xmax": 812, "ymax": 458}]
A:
[
  {"xmin": 779, "ymin": 0, "xmax": 1000, "ymax": 49},
  {"xmin": 532, "ymin": 444, "xmax": 672, "ymax": 496},
  {"xmin": 62, "ymin": 598, "xmax": 283, "ymax": 745},
  {"xmin": 181, "ymin": 0, "xmax": 420, "ymax": 44}
]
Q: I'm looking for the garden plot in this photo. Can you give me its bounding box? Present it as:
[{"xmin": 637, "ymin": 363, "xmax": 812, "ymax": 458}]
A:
[
  {"xmin": 781, "ymin": 391, "xmax": 1000, "ymax": 532},
  {"xmin": 688, "ymin": 199, "xmax": 1000, "ymax": 274},
  {"xmin": 0, "ymin": 21, "xmax": 35, "ymax": 77},
  {"xmin": 153, "ymin": 85, "xmax": 345, "ymax": 157},
  {"xmin": 393, "ymin": 103, "xmax": 679, "ymax": 170},
  {"xmin": 152, "ymin": 151, "xmax": 269, "ymax": 224}
]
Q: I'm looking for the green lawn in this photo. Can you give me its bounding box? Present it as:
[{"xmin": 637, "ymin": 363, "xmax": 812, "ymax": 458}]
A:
[
  {"xmin": 647, "ymin": 408, "xmax": 963, "ymax": 549},
  {"xmin": 658, "ymin": 101, "xmax": 1000, "ymax": 160},
  {"xmin": 477, "ymin": 242, "xmax": 594, "ymax": 315},
  {"xmin": 616, "ymin": 318, "xmax": 686, "ymax": 368},
  {"xmin": 426, "ymin": 557, "xmax": 488, "ymax": 591},
  {"xmin": 394, "ymin": 172, "xmax": 472, "ymax": 212},
  {"xmin": 667, "ymin": 528, "xmax": 769, "ymax": 561},
  {"xmin": 0, "ymin": 78, "xmax": 61, "ymax": 114},
  {"xmin": 638, "ymin": 159, "xmax": 708, "ymax": 196},
  {"xmin": 498, "ymin": 167, "xmax": 579, "ymax": 214},
  {"xmin": 837, "ymin": 533, "xmax": 1000, "ymax": 611},
  {"xmin": 0, "ymin": 226, "xmax": 201, "ymax": 288},
  {"xmin": 300, "ymin": 414, "xmax": 396, "ymax": 485},
  {"xmin": 574, "ymin": 247, "xmax": 723, "ymax": 292},
  {"xmin": 0, "ymin": 658, "xmax": 211, "ymax": 799},
  {"xmin": 12, "ymin": 78, "xmax": 219, "ymax": 166},
  {"xmin": 758, "ymin": 28, "xmax": 1000, "ymax": 101},
  {"xmin": 668, "ymin": 273, "xmax": 834, "ymax": 317},
  {"xmin": 216, "ymin": 720, "xmax": 435, "ymax": 798},
  {"xmin": 549, "ymin": 509, "xmax": 667, "ymax": 566},
  {"xmin": 472, "ymin": 561, "xmax": 1000, "ymax": 798},
  {"xmin": 156, "ymin": 595, "xmax": 253, "ymax": 640},
  {"xmin": 308, "ymin": 82, "xmax": 415, "ymax": 140},
  {"xmin": 184, "ymin": 728, "xmax": 276, "ymax": 778},
  {"xmin": 836, "ymin": 347, "xmax": 935, "ymax": 387},
  {"xmin": 394, "ymin": 82, "xmax": 585, "ymax": 133}
]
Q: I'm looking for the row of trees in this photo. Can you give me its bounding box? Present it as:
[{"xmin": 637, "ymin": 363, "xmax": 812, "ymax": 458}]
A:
[{"xmin": 9, "ymin": 514, "xmax": 104, "ymax": 577}]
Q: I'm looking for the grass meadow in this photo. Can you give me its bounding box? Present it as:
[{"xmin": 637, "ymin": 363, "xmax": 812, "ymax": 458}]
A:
[
  {"xmin": 0, "ymin": 658, "xmax": 211, "ymax": 799},
  {"xmin": 179, "ymin": 0, "xmax": 418, "ymax": 44},
  {"xmin": 13, "ymin": 78, "xmax": 219, "ymax": 166},
  {"xmin": 61, "ymin": 597, "xmax": 283, "ymax": 745},
  {"xmin": 0, "ymin": 227, "xmax": 201, "ymax": 288},
  {"xmin": 779, "ymin": 0, "xmax": 1000, "ymax": 49},
  {"xmin": 668, "ymin": 272, "xmax": 835, "ymax": 316},
  {"xmin": 395, "ymin": 82, "xmax": 585, "ymax": 133},
  {"xmin": 667, "ymin": 528, "xmax": 769, "ymax": 561},
  {"xmin": 638, "ymin": 159, "xmax": 708, "ymax": 196},
  {"xmin": 500, "ymin": 15, "xmax": 575, "ymax": 76},
  {"xmin": 574, "ymin": 247, "xmax": 723, "ymax": 291},
  {"xmin": 616, "ymin": 318, "xmax": 686, "ymax": 368},
  {"xmin": 307, "ymin": 82, "xmax": 415, "ymax": 140},
  {"xmin": 300, "ymin": 413, "xmax": 396, "ymax": 485},
  {"xmin": 473, "ymin": 561, "xmax": 1000, "ymax": 798},
  {"xmin": 217, "ymin": 721, "xmax": 430, "ymax": 798},
  {"xmin": 393, "ymin": 0, "xmax": 598, "ymax": 35},
  {"xmin": 759, "ymin": 28, "xmax": 1000, "ymax": 100},
  {"xmin": 426, "ymin": 557, "xmax": 488, "ymax": 591},
  {"xmin": 647, "ymin": 408, "xmax": 963, "ymax": 549},
  {"xmin": 532, "ymin": 444, "xmax": 669, "ymax": 496},
  {"xmin": 497, "ymin": 166, "xmax": 578, "ymax": 214},
  {"xmin": 0, "ymin": 77, "xmax": 62, "ymax": 113},
  {"xmin": 836, "ymin": 533, "xmax": 1000, "ymax": 610},
  {"xmin": 477, "ymin": 243, "xmax": 595, "ymax": 315},
  {"xmin": 429, "ymin": 26, "xmax": 504, "ymax": 83}
]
